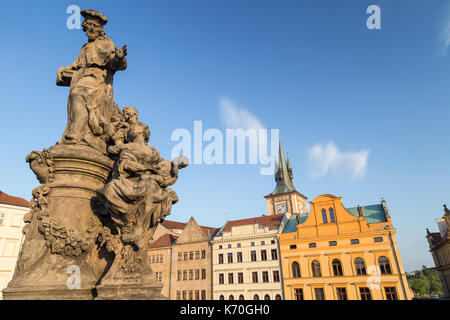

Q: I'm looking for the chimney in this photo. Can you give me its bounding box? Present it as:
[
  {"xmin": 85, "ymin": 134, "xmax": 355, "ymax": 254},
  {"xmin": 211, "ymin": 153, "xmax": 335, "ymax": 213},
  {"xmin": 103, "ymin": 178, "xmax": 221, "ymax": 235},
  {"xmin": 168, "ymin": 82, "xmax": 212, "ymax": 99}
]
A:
[{"xmin": 357, "ymin": 205, "xmax": 363, "ymax": 217}]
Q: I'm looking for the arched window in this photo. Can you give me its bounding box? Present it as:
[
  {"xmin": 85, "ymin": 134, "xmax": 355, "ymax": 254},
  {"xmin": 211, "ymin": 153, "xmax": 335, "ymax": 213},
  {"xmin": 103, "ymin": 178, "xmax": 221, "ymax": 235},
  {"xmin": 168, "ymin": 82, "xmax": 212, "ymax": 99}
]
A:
[
  {"xmin": 355, "ymin": 258, "xmax": 366, "ymax": 275},
  {"xmin": 329, "ymin": 208, "xmax": 335, "ymax": 222},
  {"xmin": 229, "ymin": 295, "xmax": 234, "ymax": 300},
  {"xmin": 312, "ymin": 260, "xmax": 321, "ymax": 277},
  {"xmin": 264, "ymin": 294, "xmax": 271, "ymax": 300},
  {"xmin": 292, "ymin": 261, "xmax": 301, "ymax": 278},
  {"xmin": 275, "ymin": 294, "xmax": 282, "ymax": 300},
  {"xmin": 239, "ymin": 294, "xmax": 245, "ymax": 300},
  {"xmin": 332, "ymin": 259, "xmax": 343, "ymax": 276},
  {"xmin": 321, "ymin": 209, "xmax": 328, "ymax": 223},
  {"xmin": 219, "ymin": 295, "xmax": 224, "ymax": 300},
  {"xmin": 378, "ymin": 256, "xmax": 392, "ymax": 275},
  {"xmin": 253, "ymin": 294, "xmax": 259, "ymax": 300}
]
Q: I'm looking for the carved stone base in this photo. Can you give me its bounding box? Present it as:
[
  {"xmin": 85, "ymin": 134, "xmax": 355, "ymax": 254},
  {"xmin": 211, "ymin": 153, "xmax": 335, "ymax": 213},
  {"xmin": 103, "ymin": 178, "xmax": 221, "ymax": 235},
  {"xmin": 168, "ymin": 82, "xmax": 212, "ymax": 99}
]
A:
[
  {"xmin": 95, "ymin": 281, "xmax": 166, "ymax": 300},
  {"xmin": 2, "ymin": 285, "xmax": 94, "ymax": 300}
]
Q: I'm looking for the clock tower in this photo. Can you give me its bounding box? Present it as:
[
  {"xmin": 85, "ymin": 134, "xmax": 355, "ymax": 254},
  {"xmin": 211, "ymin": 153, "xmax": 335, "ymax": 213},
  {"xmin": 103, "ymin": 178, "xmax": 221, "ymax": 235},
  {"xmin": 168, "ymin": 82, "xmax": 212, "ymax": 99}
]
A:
[{"xmin": 264, "ymin": 139, "xmax": 307, "ymax": 215}]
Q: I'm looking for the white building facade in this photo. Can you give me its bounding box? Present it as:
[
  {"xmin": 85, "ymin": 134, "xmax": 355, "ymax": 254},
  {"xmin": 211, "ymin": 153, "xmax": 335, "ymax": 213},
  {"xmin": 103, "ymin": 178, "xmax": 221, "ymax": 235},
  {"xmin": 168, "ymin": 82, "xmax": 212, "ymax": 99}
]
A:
[
  {"xmin": 0, "ymin": 191, "xmax": 29, "ymax": 299},
  {"xmin": 211, "ymin": 213, "xmax": 290, "ymax": 300}
]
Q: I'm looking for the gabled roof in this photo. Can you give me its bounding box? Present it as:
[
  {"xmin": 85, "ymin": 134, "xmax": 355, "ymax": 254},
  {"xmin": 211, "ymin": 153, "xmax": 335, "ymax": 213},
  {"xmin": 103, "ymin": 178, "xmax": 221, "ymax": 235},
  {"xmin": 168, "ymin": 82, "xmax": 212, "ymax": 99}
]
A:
[
  {"xmin": 282, "ymin": 213, "xmax": 309, "ymax": 233},
  {"xmin": 346, "ymin": 204, "xmax": 388, "ymax": 224},
  {"xmin": 0, "ymin": 191, "xmax": 29, "ymax": 208},
  {"xmin": 162, "ymin": 219, "xmax": 219, "ymax": 237},
  {"xmin": 221, "ymin": 214, "xmax": 285, "ymax": 233},
  {"xmin": 148, "ymin": 233, "xmax": 178, "ymax": 249}
]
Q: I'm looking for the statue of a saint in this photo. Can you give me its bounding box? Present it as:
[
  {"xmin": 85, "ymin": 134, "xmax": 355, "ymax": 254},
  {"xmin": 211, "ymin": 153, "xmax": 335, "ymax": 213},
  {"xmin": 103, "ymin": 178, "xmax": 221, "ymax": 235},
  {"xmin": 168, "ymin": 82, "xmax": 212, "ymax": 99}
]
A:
[{"xmin": 57, "ymin": 9, "xmax": 127, "ymax": 153}]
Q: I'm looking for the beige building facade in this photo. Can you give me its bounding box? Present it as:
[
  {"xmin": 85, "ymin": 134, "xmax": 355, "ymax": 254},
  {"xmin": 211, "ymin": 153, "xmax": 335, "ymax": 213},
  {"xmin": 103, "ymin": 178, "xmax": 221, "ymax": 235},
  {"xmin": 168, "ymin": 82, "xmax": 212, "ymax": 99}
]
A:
[
  {"xmin": 148, "ymin": 217, "xmax": 218, "ymax": 300},
  {"xmin": 211, "ymin": 213, "xmax": 290, "ymax": 300},
  {"xmin": 426, "ymin": 205, "xmax": 450, "ymax": 297},
  {"xmin": 0, "ymin": 191, "xmax": 29, "ymax": 299}
]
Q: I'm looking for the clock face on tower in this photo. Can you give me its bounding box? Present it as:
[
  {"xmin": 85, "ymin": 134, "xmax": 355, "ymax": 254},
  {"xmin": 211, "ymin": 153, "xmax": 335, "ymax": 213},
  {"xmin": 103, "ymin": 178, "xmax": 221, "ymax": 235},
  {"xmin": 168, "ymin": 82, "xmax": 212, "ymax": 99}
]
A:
[{"xmin": 276, "ymin": 202, "xmax": 287, "ymax": 214}]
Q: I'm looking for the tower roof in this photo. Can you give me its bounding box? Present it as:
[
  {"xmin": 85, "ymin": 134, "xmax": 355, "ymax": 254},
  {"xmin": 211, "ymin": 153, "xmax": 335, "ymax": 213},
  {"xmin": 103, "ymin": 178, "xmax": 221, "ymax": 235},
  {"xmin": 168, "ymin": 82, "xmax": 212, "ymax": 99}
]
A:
[{"xmin": 266, "ymin": 138, "xmax": 297, "ymax": 196}]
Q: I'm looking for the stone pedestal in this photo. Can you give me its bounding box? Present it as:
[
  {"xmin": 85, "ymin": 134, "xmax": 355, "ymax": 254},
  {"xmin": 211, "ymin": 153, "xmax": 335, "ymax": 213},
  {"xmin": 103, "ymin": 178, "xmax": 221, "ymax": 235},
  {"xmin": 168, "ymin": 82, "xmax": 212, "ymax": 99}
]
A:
[{"xmin": 2, "ymin": 144, "xmax": 114, "ymax": 300}]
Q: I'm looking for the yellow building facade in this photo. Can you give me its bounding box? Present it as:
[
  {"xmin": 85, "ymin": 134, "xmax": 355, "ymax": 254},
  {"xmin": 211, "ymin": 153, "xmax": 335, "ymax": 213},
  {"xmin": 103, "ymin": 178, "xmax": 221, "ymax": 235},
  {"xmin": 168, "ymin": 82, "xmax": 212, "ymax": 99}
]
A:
[{"xmin": 279, "ymin": 194, "xmax": 412, "ymax": 300}]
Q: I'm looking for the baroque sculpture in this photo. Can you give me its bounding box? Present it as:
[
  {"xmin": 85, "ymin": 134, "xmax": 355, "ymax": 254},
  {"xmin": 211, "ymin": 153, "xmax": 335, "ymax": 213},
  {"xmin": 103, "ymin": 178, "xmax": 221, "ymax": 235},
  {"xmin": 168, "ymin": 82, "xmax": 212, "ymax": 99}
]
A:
[{"xmin": 2, "ymin": 9, "xmax": 188, "ymax": 300}]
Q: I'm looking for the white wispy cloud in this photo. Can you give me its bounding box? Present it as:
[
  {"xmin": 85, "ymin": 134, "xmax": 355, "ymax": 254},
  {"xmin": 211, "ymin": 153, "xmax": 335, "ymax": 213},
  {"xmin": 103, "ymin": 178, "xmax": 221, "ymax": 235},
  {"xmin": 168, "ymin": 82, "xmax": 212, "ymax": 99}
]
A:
[
  {"xmin": 219, "ymin": 97, "xmax": 264, "ymax": 130},
  {"xmin": 307, "ymin": 142, "xmax": 370, "ymax": 181},
  {"xmin": 438, "ymin": 3, "xmax": 450, "ymax": 55}
]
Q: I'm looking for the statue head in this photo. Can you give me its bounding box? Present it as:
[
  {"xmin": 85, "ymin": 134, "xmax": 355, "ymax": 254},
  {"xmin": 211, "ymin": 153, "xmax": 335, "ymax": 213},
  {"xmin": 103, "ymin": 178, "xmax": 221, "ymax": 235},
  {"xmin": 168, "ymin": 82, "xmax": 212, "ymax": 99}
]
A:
[
  {"xmin": 122, "ymin": 106, "xmax": 139, "ymax": 125},
  {"xmin": 127, "ymin": 123, "xmax": 150, "ymax": 144},
  {"xmin": 81, "ymin": 10, "xmax": 107, "ymax": 42}
]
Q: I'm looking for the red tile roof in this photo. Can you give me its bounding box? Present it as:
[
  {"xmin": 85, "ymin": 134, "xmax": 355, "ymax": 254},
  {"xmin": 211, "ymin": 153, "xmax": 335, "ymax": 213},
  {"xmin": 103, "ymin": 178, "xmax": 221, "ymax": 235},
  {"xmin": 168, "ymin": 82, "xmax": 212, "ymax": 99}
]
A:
[
  {"xmin": 162, "ymin": 220, "xmax": 219, "ymax": 237},
  {"xmin": 148, "ymin": 233, "xmax": 178, "ymax": 249},
  {"xmin": 0, "ymin": 191, "xmax": 29, "ymax": 208},
  {"xmin": 221, "ymin": 214, "xmax": 284, "ymax": 232}
]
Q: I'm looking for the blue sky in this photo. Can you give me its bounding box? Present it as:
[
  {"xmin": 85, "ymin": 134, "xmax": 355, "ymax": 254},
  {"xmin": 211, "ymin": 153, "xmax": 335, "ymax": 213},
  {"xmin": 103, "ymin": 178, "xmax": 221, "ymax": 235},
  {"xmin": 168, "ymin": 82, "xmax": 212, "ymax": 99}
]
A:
[{"xmin": 1, "ymin": 0, "xmax": 450, "ymax": 272}]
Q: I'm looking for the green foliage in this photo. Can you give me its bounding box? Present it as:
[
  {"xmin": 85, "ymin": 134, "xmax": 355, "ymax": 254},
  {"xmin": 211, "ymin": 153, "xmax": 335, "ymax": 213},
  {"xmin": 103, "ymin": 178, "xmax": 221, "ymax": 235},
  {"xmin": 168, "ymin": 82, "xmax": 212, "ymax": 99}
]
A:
[{"xmin": 407, "ymin": 266, "xmax": 443, "ymax": 296}]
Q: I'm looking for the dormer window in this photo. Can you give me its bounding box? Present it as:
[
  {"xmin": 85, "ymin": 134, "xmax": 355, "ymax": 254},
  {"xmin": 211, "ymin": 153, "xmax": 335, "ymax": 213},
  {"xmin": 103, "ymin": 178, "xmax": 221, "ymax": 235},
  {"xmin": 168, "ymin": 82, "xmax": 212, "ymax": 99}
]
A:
[{"xmin": 321, "ymin": 209, "xmax": 328, "ymax": 224}]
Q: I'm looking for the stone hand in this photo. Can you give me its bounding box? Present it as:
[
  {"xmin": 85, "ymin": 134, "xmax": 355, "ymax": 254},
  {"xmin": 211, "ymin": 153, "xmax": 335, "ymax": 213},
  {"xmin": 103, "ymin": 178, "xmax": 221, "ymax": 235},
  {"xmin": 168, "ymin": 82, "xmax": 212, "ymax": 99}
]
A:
[{"xmin": 116, "ymin": 45, "xmax": 128, "ymax": 59}]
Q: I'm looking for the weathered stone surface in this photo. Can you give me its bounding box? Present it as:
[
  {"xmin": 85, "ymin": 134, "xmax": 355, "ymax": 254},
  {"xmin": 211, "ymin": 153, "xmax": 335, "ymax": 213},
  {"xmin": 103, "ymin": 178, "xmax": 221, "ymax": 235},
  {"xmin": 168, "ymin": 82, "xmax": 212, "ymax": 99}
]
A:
[{"xmin": 3, "ymin": 9, "xmax": 188, "ymax": 300}]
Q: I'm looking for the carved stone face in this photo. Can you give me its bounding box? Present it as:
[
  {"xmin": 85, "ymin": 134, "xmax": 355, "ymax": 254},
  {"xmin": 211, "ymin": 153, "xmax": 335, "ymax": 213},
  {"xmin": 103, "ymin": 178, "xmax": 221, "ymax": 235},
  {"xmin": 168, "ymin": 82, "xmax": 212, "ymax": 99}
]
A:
[
  {"xmin": 123, "ymin": 107, "xmax": 139, "ymax": 124},
  {"xmin": 82, "ymin": 19, "xmax": 102, "ymax": 41}
]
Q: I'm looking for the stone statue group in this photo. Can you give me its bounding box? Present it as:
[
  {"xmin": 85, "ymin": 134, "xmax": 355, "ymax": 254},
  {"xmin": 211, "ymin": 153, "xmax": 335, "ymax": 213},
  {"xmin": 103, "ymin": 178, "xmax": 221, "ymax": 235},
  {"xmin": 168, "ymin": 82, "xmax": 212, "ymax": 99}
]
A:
[{"xmin": 3, "ymin": 9, "xmax": 187, "ymax": 299}]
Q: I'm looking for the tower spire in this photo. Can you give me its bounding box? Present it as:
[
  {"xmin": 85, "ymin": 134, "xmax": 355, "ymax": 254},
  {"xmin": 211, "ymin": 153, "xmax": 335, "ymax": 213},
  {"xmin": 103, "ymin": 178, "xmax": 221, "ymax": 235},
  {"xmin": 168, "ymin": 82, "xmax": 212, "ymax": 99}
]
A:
[{"xmin": 269, "ymin": 137, "xmax": 296, "ymax": 195}]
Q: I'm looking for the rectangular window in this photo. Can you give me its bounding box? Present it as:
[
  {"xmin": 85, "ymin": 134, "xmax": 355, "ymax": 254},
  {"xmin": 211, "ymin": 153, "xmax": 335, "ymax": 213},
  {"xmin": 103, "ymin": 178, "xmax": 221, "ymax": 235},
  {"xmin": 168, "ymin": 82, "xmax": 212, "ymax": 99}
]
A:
[
  {"xmin": 177, "ymin": 270, "xmax": 181, "ymax": 281},
  {"xmin": 189, "ymin": 270, "xmax": 193, "ymax": 280},
  {"xmin": 384, "ymin": 287, "xmax": 398, "ymax": 300},
  {"xmin": 228, "ymin": 244, "xmax": 232, "ymax": 248},
  {"xmin": 227, "ymin": 252, "xmax": 233, "ymax": 263},
  {"xmin": 238, "ymin": 272, "xmax": 244, "ymax": 284},
  {"xmin": 156, "ymin": 255, "xmax": 160, "ymax": 263},
  {"xmin": 160, "ymin": 254, "xmax": 163, "ymax": 263},
  {"xmin": 202, "ymin": 250, "xmax": 206, "ymax": 259},
  {"xmin": 158, "ymin": 272, "xmax": 162, "ymax": 282},
  {"xmin": 261, "ymin": 241, "xmax": 265, "ymax": 245},
  {"xmin": 0, "ymin": 213, "xmax": 4, "ymax": 225},
  {"xmin": 219, "ymin": 245, "xmax": 223, "ymax": 249},
  {"xmin": 273, "ymin": 270, "xmax": 280, "ymax": 282},
  {"xmin": 271, "ymin": 249, "xmax": 278, "ymax": 260},
  {"xmin": 252, "ymin": 272, "xmax": 258, "ymax": 283},
  {"xmin": 262, "ymin": 271, "xmax": 269, "ymax": 283},
  {"xmin": 271, "ymin": 240, "xmax": 275, "ymax": 244},
  {"xmin": 261, "ymin": 250, "xmax": 267, "ymax": 261},
  {"xmin": 374, "ymin": 237, "xmax": 383, "ymax": 243},
  {"xmin": 359, "ymin": 287, "xmax": 372, "ymax": 301},
  {"xmin": 218, "ymin": 254, "xmax": 224, "ymax": 264},
  {"xmin": 195, "ymin": 290, "xmax": 199, "ymax": 300},
  {"xmin": 351, "ymin": 239, "xmax": 359, "ymax": 245},
  {"xmin": 250, "ymin": 250, "xmax": 257, "ymax": 262},
  {"xmin": 218, "ymin": 273, "xmax": 224, "ymax": 284},
  {"xmin": 237, "ymin": 252, "xmax": 243, "ymax": 263},
  {"xmin": 314, "ymin": 288, "xmax": 325, "ymax": 300},
  {"xmin": 182, "ymin": 291, "xmax": 186, "ymax": 300},
  {"xmin": 309, "ymin": 243, "xmax": 316, "ymax": 248},
  {"xmin": 201, "ymin": 290, "xmax": 206, "ymax": 300},
  {"xmin": 251, "ymin": 242, "xmax": 255, "ymax": 246},
  {"xmin": 177, "ymin": 291, "xmax": 181, "ymax": 300},
  {"xmin": 329, "ymin": 241, "xmax": 337, "ymax": 246},
  {"xmin": 183, "ymin": 252, "xmax": 187, "ymax": 260},
  {"xmin": 189, "ymin": 251, "xmax": 194, "ymax": 260},
  {"xmin": 183, "ymin": 270, "xmax": 187, "ymax": 280},
  {"xmin": 294, "ymin": 288, "xmax": 304, "ymax": 300},
  {"xmin": 189, "ymin": 290, "xmax": 193, "ymax": 300},
  {"xmin": 201, "ymin": 269, "xmax": 206, "ymax": 279},
  {"xmin": 237, "ymin": 243, "xmax": 241, "ymax": 248},
  {"xmin": 195, "ymin": 269, "xmax": 199, "ymax": 280},
  {"xmin": 195, "ymin": 251, "xmax": 200, "ymax": 259},
  {"xmin": 290, "ymin": 244, "xmax": 297, "ymax": 249},
  {"xmin": 336, "ymin": 288, "xmax": 347, "ymax": 300},
  {"xmin": 228, "ymin": 273, "xmax": 234, "ymax": 284},
  {"xmin": 178, "ymin": 252, "xmax": 182, "ymax": 260}
]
